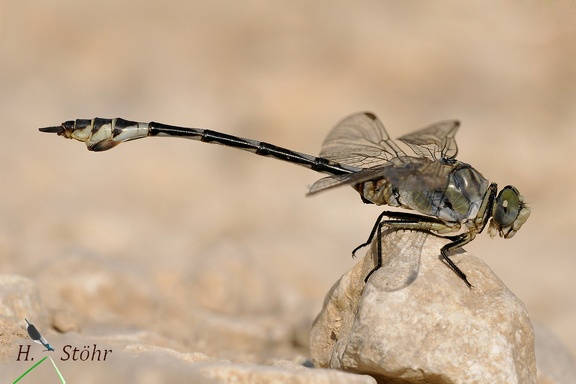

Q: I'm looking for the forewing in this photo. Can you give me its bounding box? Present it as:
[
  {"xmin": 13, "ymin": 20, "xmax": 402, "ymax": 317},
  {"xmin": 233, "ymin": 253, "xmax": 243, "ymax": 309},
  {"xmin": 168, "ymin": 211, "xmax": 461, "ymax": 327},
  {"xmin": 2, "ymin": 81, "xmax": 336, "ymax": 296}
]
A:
[
  {"xmin": 319, "ymin": 112, "xmax": 406, "ymax": 169},
  {"xmin": 307, "ymin": 167, "xmax": 386, "ymax": 195},
  {"xmin": 397, "ymin": 120, "xmax": 459, "ymax": 161}
]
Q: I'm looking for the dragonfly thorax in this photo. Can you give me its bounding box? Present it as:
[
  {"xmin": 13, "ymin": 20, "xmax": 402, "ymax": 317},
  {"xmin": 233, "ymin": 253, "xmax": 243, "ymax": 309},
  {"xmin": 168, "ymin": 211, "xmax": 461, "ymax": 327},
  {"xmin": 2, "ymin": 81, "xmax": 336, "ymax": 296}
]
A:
[{"xmin": 357, "ymin": 157, "xmax": 490, "ymax": 224}]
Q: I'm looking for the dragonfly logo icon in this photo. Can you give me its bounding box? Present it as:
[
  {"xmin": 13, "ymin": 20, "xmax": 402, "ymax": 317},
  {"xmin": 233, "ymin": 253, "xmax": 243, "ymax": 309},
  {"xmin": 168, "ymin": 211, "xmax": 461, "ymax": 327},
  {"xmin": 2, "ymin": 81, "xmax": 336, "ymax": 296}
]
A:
[
  {"xmin": 25, "ymin": 318, "xmax": 54, "ymax": 352},
  {"xmin": 13, "ymin": 319, "xmax": 66, "ymax": 384}
]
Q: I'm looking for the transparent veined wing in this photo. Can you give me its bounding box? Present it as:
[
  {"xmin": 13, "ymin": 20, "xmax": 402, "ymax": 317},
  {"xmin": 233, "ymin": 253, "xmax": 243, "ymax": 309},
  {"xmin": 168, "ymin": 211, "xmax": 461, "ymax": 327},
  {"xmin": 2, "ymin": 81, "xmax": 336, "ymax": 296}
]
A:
[
  {"xmin": 374, "ymin": 229, "xmax": 428, "ymax": 292},
  {"xmin": 319, "ymin": 112, "xmax": 406, "ymax": 169},
  {"xmin": 397, "ymin": 120, "xmax": 460, "ymax": 161},
  {"xmin": 308, "ymin": 155, "xmax": 453, "ymax": 196},
  {"xmin": 308, "ymin": 166, "xmax": 388, "ymax": 195},
  {"xmin": 308, "ymin": 112, "xmax": 407, "ymax": 195}
]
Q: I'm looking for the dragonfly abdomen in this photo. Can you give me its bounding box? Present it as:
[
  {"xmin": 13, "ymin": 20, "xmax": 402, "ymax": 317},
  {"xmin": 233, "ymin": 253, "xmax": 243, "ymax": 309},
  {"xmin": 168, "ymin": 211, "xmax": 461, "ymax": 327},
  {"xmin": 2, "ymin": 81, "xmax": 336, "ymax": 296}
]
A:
[
  {"xmin": 42, "ymin": 118, "xmax": 359, "ymax": 177},
  {"xmin": 356, "ymin": 178, "xmax": 402, "ymax": 207}
]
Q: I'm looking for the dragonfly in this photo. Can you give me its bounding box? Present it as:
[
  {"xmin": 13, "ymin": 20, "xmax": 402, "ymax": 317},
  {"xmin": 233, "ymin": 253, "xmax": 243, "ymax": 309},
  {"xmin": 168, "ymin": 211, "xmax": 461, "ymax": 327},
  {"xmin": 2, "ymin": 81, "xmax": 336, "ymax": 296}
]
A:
[
  {"xmin": 39, "ymin": 112, "xmax": 531, "ymax": 287},
  {"xmin": 25, "ymin": 318, "xmax": 55, "ymax": 352}
]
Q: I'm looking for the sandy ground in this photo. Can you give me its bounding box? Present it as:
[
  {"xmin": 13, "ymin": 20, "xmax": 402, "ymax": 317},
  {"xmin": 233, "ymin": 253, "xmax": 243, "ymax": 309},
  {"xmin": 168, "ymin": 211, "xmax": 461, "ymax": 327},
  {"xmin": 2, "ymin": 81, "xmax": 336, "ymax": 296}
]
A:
[{"xmin": 0, "ymin": 0, "xmax": 574, "ymax": 377}]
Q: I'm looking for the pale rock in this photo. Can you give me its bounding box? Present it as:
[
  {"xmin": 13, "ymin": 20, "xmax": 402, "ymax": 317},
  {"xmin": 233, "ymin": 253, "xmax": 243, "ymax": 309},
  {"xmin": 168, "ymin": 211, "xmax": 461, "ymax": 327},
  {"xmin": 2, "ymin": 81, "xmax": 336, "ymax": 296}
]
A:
[
  {"xmin": 51, "ymin": 307, "xmax": 81, "ymax": 333},
  {"xmin": 197, "ymin": 360, "xmax": 377, "ymax": 384},
  {"xmin": 123, "ymin": 343, "xmax": 376, "ymax": 383},
  {"xmin": 32, "ymin": 248, "xmax": 306, "ymax": 364},
  {"xmin": 182, "ymin": 242, "xmax": 287, "ymax": 316},
  {"xmin": 149, "ymin": 306, "xmax": 297, "ymax": 363},
  {"xmin": 0, "ymin": 275, "xmax": 51, "ymax": 361},
  {"xmin": 1, "ymin": 333, "xmax": 375, "ymax": 384},
  {"xmin": 124, "ymin": 343, "xmax": 223, "ymax": 363},
  {"xmin": 310, "ymin": 229, "xmax": 536, "ymax": 384},
  {"xmin": 34, "ymin": 251, "xmax": 160, "ymax": 327},
  {"xmin": 1, "ymin": 338, "xmax": 215, "ymax": 384},
  {"xmin": 0, "ymin": 275, "xmax": 46, "ymax": 324},
  {"xmin": 151, "ymin": 243, "xmax": 309, "ymax": 362}
]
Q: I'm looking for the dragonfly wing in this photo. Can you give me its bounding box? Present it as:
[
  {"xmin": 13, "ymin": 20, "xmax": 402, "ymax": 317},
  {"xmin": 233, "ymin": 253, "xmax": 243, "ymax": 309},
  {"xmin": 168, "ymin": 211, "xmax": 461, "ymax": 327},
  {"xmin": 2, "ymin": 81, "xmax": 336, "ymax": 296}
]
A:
[
  {"xmin": 26, "ymin": 323, "xmax": 42, "ymax": 341},
  {"xmin": 308, "ymin": 167, "xmax": 386, "ymax": 195},
  {"xmin": 319, "ymin": 112, "xmax": 406, "ymax": 169},
  {"xmin": 376, "ymin": 229, "xmax": 428, "ymax": 292},
  {"xmin": 398, "ymin": 120, "xmax": 460, "ymax": 161}
]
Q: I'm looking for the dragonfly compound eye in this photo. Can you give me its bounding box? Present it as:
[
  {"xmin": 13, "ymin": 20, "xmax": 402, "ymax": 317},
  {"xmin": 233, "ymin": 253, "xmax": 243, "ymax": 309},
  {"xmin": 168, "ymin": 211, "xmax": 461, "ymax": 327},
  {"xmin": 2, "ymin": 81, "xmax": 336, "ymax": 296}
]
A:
[
  {"xmin": 489, "ymin": 185, "xmax": 531, "ymax": 239},
  {"xmin": 494, "ymin": 186, "xmax": 520, "ymax": 227}
]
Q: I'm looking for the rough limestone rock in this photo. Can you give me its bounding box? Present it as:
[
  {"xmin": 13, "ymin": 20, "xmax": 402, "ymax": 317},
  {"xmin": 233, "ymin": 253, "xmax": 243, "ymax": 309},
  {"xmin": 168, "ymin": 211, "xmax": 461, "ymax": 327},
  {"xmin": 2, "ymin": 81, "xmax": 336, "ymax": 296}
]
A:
[
  {"xmin": 2, "ymin": 334, "xmax": 377, "ymax": 384},
  {"xmin": 310, "ymin": 229, "xmax": 536, "ymax": 384},
  {"xmin": 197, "ymin": 360, "xmax": 377, "ymax": 384},
  {"xmin": 0, "ymin": 275, "xmax": 46, "ymax": 324},
  {"xmin": 34, "ymin": 251, "xmax": 160, "ymax": 326},
  {"xmin": 0, "ymin": 275, "xmax": 50, "ymax": 361}
]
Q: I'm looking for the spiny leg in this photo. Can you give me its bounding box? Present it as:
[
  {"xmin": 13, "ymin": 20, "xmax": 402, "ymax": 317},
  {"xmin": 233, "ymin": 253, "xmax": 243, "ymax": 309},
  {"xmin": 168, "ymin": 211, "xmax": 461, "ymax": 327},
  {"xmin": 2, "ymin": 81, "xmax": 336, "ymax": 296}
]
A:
[
  {"xmin": 352, "ymin": 210, "xmax": 391, "ymax": 258},
  {"xmin": 363, "ymin": 218, "xmax": 384, "ymax": 282},
  {"xmin": 439, "ymin": 233, "xmax": 475, "ymax": 288},
  {"xmin": 362, "ymin": 211, "xmax": 442, "ymax": 282},
  {"xmin": 359, "ymin": 211, "xmax": 434, "ymax": 282},
  {"xmin": 360, "ymin": 211, "xmax": 472, "ymax": 287},
  {"xmin": 354, "ymin": 210, "xmax": 449, "ymax": 257}
]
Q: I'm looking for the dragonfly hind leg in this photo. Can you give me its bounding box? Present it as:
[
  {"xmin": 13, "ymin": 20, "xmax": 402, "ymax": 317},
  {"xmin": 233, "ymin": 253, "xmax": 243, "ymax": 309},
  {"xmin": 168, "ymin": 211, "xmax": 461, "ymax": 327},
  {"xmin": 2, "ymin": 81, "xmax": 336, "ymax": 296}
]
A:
[
  {"xmin": 358, "ymin": 211, "xmax": 473, "ymax": 287},
  {"xmin": 352, "ymin": 210, "xmax": 390, "ymax": 258}
]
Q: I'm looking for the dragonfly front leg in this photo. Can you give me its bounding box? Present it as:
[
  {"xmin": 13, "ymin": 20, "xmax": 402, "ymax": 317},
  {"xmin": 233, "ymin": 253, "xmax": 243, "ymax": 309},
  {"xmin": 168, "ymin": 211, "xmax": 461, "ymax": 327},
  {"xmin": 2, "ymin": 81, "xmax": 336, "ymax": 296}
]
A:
[{"xmin": 437, "ymin": 231, "xmax": 478, "ymax": 288}]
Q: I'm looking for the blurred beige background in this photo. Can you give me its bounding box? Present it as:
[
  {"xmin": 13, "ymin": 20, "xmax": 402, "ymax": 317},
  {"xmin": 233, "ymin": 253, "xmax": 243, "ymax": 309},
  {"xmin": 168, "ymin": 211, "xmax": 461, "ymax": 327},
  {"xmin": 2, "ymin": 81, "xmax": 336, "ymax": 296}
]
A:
[{"xmin": 0, "ymin": 0, "xmax": 574, "ymax": 362}]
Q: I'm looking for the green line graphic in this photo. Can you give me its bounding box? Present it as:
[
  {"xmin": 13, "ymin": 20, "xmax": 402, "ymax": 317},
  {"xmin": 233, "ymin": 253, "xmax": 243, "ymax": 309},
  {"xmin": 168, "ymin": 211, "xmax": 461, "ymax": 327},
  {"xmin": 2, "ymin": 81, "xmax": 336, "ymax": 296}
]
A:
[
  {"xmin": 12, "ymin": 355, "xmax": 66, "ymax": 384},
  {"xmin": 12, "ymin": 356, "xmax": 48, "ymax": 383},
  {"xmin": 49, "ymin": 356, "xmax": 66, "ymax": 383}
]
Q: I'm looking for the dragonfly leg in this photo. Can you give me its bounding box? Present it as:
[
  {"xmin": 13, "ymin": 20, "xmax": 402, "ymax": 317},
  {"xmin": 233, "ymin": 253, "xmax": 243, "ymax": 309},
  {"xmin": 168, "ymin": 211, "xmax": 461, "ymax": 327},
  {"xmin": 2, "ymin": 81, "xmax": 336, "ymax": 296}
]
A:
[
  {"xmin": 363, "ymin": 218, "xmax": 384, "ymax": 282},
  {"xmin": 360, "ymin": 211, "xmax": 473, "ymax": 287},
  {"xmin": 362, "ymin": 211, "xmax": 445, "ymax": 282},
  {"xmin": 439, "ymin": 233, "xmax": 475, "ymax": 288},
  {"xmin": 355, "ymin": 211, "xmax": 450, "ymax": 258},
  {"xmin": 352, "ymin": 210, "xmax": 391, "ymax": 258}
]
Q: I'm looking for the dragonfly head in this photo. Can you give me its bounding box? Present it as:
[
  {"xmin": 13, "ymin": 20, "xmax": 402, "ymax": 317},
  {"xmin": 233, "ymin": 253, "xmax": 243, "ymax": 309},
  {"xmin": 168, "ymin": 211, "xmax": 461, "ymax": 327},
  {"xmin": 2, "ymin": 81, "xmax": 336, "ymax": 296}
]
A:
[{"xmin": 488, "ymin": 185, "xmax": 531, "ymax": 239}]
